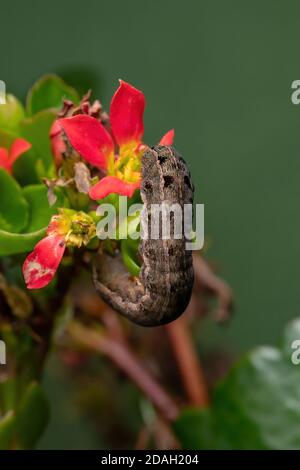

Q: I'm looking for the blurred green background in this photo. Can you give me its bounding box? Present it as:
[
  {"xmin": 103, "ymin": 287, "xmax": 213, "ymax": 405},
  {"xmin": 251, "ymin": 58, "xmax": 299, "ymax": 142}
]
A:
[{"xmin": 1, "ymin": 0, "xmax": 299, "ymax": 448}]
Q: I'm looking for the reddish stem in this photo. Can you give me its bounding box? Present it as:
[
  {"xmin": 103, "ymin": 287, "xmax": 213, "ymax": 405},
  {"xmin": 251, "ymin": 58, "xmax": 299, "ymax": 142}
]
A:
[
  {"xmin": 68, "ymin": 321, "xmax": 179, "ymax": 422},
  {"xmin": 166, "ymin": 315, "xmax": 210, "ymax": 407},
  {"xmin": 193, "ymin": 253, "xmax": 233, "ymax": 322}
]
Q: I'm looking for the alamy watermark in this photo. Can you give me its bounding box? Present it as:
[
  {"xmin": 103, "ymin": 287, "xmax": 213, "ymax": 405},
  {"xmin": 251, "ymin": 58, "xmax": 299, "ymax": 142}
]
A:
[
  {"xmin": 291, "ymin": 339, "xmax": 300, "ymax": 365},
  {"xmin": 0, "ymin": 340, "xmax": 6, "ymax": 365},
  {"xmin": 95, "ymin": 197, "xmax": 204, "ymax": 251},
  {"xmin": 0, "ymin": 80, "xmax": 6, "ymax": 105}
]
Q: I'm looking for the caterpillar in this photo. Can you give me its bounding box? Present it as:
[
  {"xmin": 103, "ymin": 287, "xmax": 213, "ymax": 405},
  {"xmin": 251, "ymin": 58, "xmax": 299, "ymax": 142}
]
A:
[{"xmin": 93, "ymin": 145, "xmax": 194, "ymax": 326}]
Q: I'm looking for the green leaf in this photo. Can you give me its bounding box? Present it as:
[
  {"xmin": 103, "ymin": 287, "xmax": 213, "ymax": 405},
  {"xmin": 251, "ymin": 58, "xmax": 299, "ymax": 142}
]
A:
[
  {"xmin": 22, "ymin": 184, "xmax": 65, "ymax": 232},
  {"xmin": 16, "ymin": 382, "xmax": 49, "ymax": 449},
  {"xmin": 0, "ymin": 228, "xmax": 46, "ymax": 256},
  {"xmin": 174, "ymin": 318, "xmax": 300, "ymax": 450},
  {"xmin": 2, "ymin": 183, "xmax": 68, "ymax": 257},
  {"xmin": 0, "ymin": 378, "xmax": 17, "ymax": 414},
  {"xmin": 0, "ymin": 412, "xmax": 16, "ymax": 450},
  {"xmin": 19, "ymin": 109, "xmax": 56, "ymax": 175},
  {"xmin": 0, "ymin": 94, "xmax": 25, "ymax": 133},
  {"xmin": 173, "ymin": 408, "xmax": 217, "ymax": 450},
  {"xmin": 0, "ymin": 169, "xmax": 29, "ymax": 233},
  {"xmin": 13, "ymin": 150, "xmax": 41, "ymax": 186},
  {"xmin": 26, "ymin": 74, "xmax": 79, "ymax": 116},
  {"xmin": 0, "ymin": 128, "xmax": 17, "ymax": 148},
  {"xmin": 0, "ymin": 128, "xmax": 40, "ymax": 186}
]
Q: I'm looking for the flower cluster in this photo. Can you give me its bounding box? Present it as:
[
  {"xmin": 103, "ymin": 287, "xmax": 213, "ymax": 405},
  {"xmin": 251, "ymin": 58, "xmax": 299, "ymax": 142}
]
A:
[
  {"xmin": 23, "ymin": 210, "xmax": 96, "ymax": 289},
  {"xmin": 58, "ymin": 80, "xmax": 174, "ymax": 199},
  {"xmin": 22, "ymin": 80, "xmax": 174, "ymax": 289}
]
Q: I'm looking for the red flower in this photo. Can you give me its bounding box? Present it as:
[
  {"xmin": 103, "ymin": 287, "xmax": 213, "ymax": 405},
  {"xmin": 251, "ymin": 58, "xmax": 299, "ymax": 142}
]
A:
[
  {"xmin": 49, "ymin": 92, "xmax": 104, "ymax": 167},
  {"xmin": 0, "ymin": 138, "xmax": 31, "ymax": 174},
  {"xmin": 159, "ymin": 128, "xmax": 175, "ymax": 146},
  {"xmin": 58, "ymin": 114, "xmax": 114, "ymax": 171},
  {"xmin": 49, "ymin": 120, "xmax": 66, "ymax": 167},
  {"xmin": 58, "ymin": 80, "xmax": 174, "ymax": 200},
  {"xmin": 23, "ymin": 216, "xmax": 67, "ymax": 289},
  {"xmin": 23, "ymin": 216, "xmax": 66, "ymax": 289},
  {"xmin": 23, "ymin": 234, "xmax": 65, "ymax": 289}
]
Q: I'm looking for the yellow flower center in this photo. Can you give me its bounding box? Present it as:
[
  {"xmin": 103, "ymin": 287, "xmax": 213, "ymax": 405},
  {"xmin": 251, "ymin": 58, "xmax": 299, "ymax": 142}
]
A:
[
  {"xmin": 49, "ymin": 210, "xmax": 96, "ymax": 248},
  {"xmin": 112, "ymin": 142, "xmax": 146, "ymax": 183}
]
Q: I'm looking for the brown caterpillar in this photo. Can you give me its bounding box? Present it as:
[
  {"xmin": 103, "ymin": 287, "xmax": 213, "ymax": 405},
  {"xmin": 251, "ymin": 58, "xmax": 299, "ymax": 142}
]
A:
[{"xmin": 93, "ymin": 145, "xmax": 194, "ymax": 326}]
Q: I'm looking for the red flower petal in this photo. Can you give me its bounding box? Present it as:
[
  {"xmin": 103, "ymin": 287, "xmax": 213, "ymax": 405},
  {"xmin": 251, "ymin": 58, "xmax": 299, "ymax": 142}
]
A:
[
  {"xmin": 23, "ymin": 235, "xmax": 65, "ymax": 289},
  {"xmin": 110, "ymin": 80, "xmax": 145, "ymax": 147},
  {"xmin": 50, "ymin": 120, "xmax": 66, "ymax": 167},
  {"xmin": 9, "ymin": 138, "xmax": 31, "ymax": 166},
  {"xmin": 159, "ymin": 129, "xmax": 174, "ymax": 146},
  {"xmin": 0, "ymin": 148, "xmax": 10, "ymax": 172},
  {"xmin": 89, "ymin": 175, "xmax": 140, "ymax": 200},
  {"xmin": 59, "ymin": 115, "xmax": 114, "ymax": 170}
]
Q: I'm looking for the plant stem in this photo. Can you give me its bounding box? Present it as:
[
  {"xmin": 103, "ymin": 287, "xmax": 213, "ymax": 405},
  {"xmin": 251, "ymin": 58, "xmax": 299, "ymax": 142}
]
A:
[
  {"xmin": 166, "ymin": 315, "xmax": 210, "ymax": 407},
  {"xmin": 68, "ymin": 321, "xmax": 179, "ymax": 422},
  {"xmin": 193, "ymin": 253, "xmax": 233, "ymax": 321}
]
